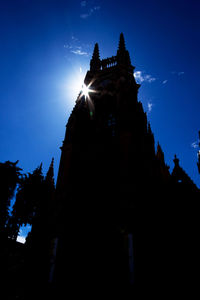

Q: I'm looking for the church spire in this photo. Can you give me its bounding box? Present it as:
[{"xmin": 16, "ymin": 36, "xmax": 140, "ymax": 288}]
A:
[
  {"xmin": 90, "ymin": 43, "xmax": 101, "ymax": 72},
  {"xmin": 117, "ymin": 33, "xmax": 131, "ymax": 66}
]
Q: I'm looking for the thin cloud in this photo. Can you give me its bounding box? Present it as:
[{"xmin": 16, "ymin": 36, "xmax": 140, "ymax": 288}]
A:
[
  {"xmin": 162, "ymin": 79, "xmax": 168, "ymax": 84},
  {"xmin": 161, "ymin": 71, "xmax": 185, "ymax": 85},
  {"xmin": 81, "ymin": 1, "xmax": 87, "ymax": 7},
  {"xmin": 191, "ymin": 141, "xmax": 199, "ymax": 149},
  {"xmin": 92, "ymin": 6, "xmax": 101, "ymax": 11},
  {"xmin": 64, "ymin": 44, "xmax": 73, "ymax": 49},
  {"xmin": 147, "ymin": 102, "xmax": 153, "ymax": 113},
  {"xmin": 80, "ymin": 2, "xmax": 100, "ymax": 19},
  {"xmin": 145, "ymin": 74, "xmax": 156, "ymax": 83},
  {"xmin": 80, "ymin": 13, "xmax": 90, "ymax": 19},
  {"xmin": 71, "ymin": 49, "xmax": 89, "ymax": 56},
  {"xmin": 134, "ymin": 71, "xmax": 156, "ymax": 84},
  {"xmin": 71, "ymin": 35, "xmax": 78, "ymax": 42},
  {"xmin": 171, "ymin": 71, "xmax": 185, "ymax": 76},
  {"xmin": 64, "ymin": 36, "xmax": 91, "ymax": 56}
]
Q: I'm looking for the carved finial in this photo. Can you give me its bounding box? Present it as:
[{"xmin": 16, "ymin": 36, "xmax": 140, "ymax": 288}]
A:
[
  {"xmin": 46, "ymin": 157, "xmax": 54, "ymax": 186},
  {"xmin": 156, "ymin": 143, "xmax": 164, "ymax": 162},
  {"xmin": 39, "ymin": 163, "xmax": 43, "ymax": 173},
  {"xmin": 90, "ymin": 43, "xmax": 101, "ymax": 71},
  {"xmin": 173, "ymin": 154, "xmax": 180, "ymax": 167}
]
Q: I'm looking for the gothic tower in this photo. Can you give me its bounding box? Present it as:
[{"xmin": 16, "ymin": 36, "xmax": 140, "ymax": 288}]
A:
[{"xmin": 50, "ymin": 34, "xmax": 199, "ymax": 298}]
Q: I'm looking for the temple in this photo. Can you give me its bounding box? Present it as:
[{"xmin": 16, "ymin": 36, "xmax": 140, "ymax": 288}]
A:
[{"xmin": 49, "ymin": 34, "xmax": 199, "ymax": 298}]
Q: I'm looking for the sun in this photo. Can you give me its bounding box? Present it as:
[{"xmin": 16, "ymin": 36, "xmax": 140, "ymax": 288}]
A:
[
  {"xmin": 80, "ymin": 82, "xmax": 96, "ymax": 100},
  {"xmin": 63, "ymin": 67, "xmax": 97, "ymax": 104},
  {"xmin": 81, "ymin": 83, "xmax": 90, "ymax": 98},
  {"xmin": 79, "ymin": 81, "xmax": 96, "ymax": 117}
]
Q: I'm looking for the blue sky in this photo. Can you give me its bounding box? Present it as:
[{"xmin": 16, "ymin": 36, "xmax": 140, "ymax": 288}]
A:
[{"xmin": 1, "ymin": 0, "xmax": 200, "ymax": 211}]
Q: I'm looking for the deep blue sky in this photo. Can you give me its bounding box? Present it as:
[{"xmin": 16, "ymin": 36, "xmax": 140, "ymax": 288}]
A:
[{"xmin": 1, "ymin": 0, "xmax": 200, "ymax": 192}]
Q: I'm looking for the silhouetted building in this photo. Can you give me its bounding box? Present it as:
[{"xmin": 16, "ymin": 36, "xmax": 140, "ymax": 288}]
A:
[{"xmin": 50, "ymin": 34, "xmax": 199, "ymax": 298}]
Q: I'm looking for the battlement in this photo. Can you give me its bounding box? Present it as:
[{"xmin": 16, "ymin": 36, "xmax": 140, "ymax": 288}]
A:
[
  {"xmin": 90, "ymin": 54, "xmax": 134, "ymax": 73},
  {"xmin": 101, "ymin": 56, "xmax": 118, "ymax": 69},
  {"xmin": 90, "ymin": 33, "xmax": 133, "ymax": 73}
]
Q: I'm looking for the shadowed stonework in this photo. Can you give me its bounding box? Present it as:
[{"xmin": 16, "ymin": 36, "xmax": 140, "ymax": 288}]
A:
[{"xmin": 51, "ymin": 34, "xmax": 200, "ymax": 298}]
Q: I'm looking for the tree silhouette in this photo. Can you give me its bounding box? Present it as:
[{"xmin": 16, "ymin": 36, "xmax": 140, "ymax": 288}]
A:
[
  {"xmin": 8, "ymin": 163, "xmax": 44, "ymax": 240},
  {"xmin": 0, "ymin": 160, "xmax": 21, "ymax": 238},
  {"xmin": 8, "ymin": 159, "xmax": 55, "ymax": 245},
  {"xmin": 14, "ymin": 160, "xmax": 55, "ymax": 297},
  {"xmin": 3, "ymin": 160, "xmax": 56, "ymax": 299}
]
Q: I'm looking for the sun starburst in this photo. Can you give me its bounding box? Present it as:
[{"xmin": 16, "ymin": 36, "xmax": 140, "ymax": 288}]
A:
[
  {"xmin": 78, "ymin": 80, "xmax": 97, "ymax": 118},
  {"xmin": 80, "ymin": 82, "xmax": 96, "ymax": 100}
]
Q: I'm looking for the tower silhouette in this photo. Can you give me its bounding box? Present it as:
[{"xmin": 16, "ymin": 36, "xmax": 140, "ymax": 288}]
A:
[{"xmin": 50, "ymin": 34, "xmax": 199, "ymax": 298}]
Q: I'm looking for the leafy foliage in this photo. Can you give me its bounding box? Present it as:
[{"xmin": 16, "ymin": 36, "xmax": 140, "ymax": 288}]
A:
[
  {"xmin": 8, "ymin": 160, "xmax": 55, "ymax": 243},
  {"xmin": 8, "ymin": 164, "xmax": 44, "ymax": 239},
  {"xmin": 0, "ymin": 161, "xmax": 21, "ymax": 234}
]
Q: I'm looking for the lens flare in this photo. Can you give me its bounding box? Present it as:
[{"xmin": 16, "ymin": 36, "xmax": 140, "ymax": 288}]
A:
[{"xmin": 81, "ymin": 83, "xmax": 90, "ymax": 98}]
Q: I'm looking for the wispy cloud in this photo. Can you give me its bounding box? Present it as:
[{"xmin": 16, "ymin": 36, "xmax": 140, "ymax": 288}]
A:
[
  {"xmin": 171, "ymin": 71, "xmax": 185, "ymax": 76},
  {"xmin": 145, "ymin": 74, "xmax": 156, "ymax": 83},
  {"xmin": 80, "ymin": 1, "xmax": 100, "ymax": 19},
  {"xmin": 71, "ymin": 35, "xmax": 78, "ymax": 42},
  {"xmin": 161, "ymin": 71, "xmax": 185, "ymax": 85},
  {"xmin": 191, "ymin": 141, "xmax": 199, "ymax": 149},
  {"xmin": 147, "ymin": 101, "xmax": 153, "ymax": 113},
  {"xmin": 71, "ymin": 49, "xmax": 89, "ymax": 56},
  {"xmin": 80, "ymin": 13, "xmax": 89, "ymax": 19},
  {"xmin": 162, "ymin": 79, "xmax": 168, "ymax": 84},
  {"xmin": 81, "ymin": 1, "xmax": 87, "ymax": 7},
  {"xmin": 64, "ymin": 35, "xmax": 91, "ymax": 56},
  {"xmin": 134, "ymin": 71, "xmax": 156, "ymax": 84}
]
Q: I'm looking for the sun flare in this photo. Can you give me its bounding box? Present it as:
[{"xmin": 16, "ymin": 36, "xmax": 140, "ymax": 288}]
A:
[
  {"xmin": 81, "ymin": 83, "xmax": 90, "ymax": 98},
  {"xmin": 80, "ymin": 82, "xmax": 96, "ymax": 100},
  {"xmin": 63, "ymin": 67, "xmax": 97, "ymax": 106}
]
